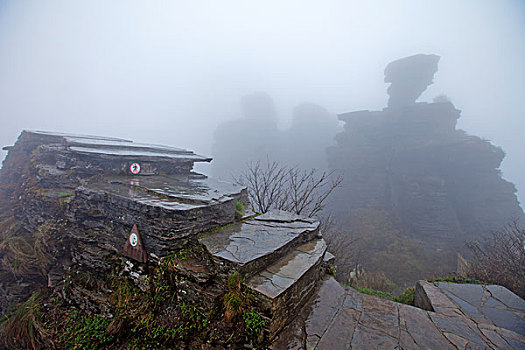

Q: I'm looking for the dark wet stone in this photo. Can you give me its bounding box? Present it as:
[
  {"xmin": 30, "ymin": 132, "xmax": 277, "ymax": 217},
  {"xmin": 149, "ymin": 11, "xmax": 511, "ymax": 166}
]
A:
[
  {"xmin": 479, "ymin": 325, "xmax": 516, "ymax": 349},
  {"xmin": 248, "ymin": 239, "xmax": 326, "ymax": 339},
  {"xmin": 350, "ymin": 323, "xmax": 398, "ymax": 349},
  {"xmin": 398, "ymin": 304, "xmax": 455, "ymax": 349},
  {"xmin": 254, "ymin": 209, "xmax": 318, "ymax": 224},
  {"xmin": 437, "ymin": 282, "xmax": 485, "ymax": 308},
  {"xmin": 247, "ymin": 239, "xmax": 326, "ymax": 299},
  {"xmin": 272, "ymin": 277, "xmax": 524, "ymax": 350},
  {"xmin": 358, "ymin": 294, "xmax": 399, "ymax": 339},
  {"xmin": 493, "ymin": 326, "xmax": 525, "ymax": 349},
  {"xmin": 486, "ymin": 285, "xmax": 525, "ymax": 311},
  {"xmin": 343, "ymin": 287, "xmax": 363, "ymax": 311},
  {"xmin": 89, "ymin": 175, "xmax": 245, "ymax": 209},
  {"xmin": 415, "ymin": 281, "xmax": 462, "ymax": 315},
  {"xmin": 446, "ymin": 293, "xmax": 485, "ymax": 318},
  {"xmin": 484, "ymin": 296, "xmax": 506, "ymax": 308},
  {"xmin": 199, "ymin": 211, "xmax": 319, "ymax": 275},
  {"xmin": 315, "ymin": 308, "xmax": 360, "ymax": 349},
  {"xmin": 304, "ymin": 277, "xmax": 346, "ymax": 348},
  {"xmin": 322, "ymin": 251, "xmax": 335, "ymax": 264},
  {"xmin": 429, "ymin": 313, "xmax": 487, "ymax": 347},
  {"xmin": 480, "ymin": 306, "xmax": 525, "ymax": 336}
]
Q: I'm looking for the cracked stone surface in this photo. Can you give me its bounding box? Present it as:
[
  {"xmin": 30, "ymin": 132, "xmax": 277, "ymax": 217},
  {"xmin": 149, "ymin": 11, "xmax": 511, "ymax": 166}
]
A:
[
  {"xmin": 419, "ymin": 281, "xmax": 525, "ymax": 338},
  {"xmin": 247, "ymin": 239, "xmax": 326, "ymax": 299},
  {"xmin": 272, "ymin": 278, "xmax": 525, "ymax": 349},
  {"xmin": 199, "ymin": 210, "xmax": 319, "ymax": 275},
  {"xmin": 24, "ymin": 129, "xmax": 212, "ymax": 161},
  {"xmin": 86, "ymin": 174, "xmax": 245, "ymax": 210}
]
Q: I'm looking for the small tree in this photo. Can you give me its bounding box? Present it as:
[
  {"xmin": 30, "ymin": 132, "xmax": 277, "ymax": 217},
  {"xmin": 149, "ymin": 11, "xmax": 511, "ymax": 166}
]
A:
[
  {"xmin": 235, "ymin": 160, "xmax": 342, "ymax": 218},
  {"xmin": 466, "ymin": 222, "xmax": 525, "ymax": 298}
]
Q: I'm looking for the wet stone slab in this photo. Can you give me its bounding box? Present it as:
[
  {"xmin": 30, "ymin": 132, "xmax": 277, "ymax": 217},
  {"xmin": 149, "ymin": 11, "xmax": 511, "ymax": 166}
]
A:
[
  {"xmin": 199, "ymin": 210, "xmax": 319, "ymax": 275},
  {"xmin": 247, "ymin": 239, "xmax": 326, "ymax": 299},
  {"xmin": 419, "ymin": 281, "xmax": 525, "ymax": 336},
  {"xmin": 86, "ymin": 175, "xmax": 245, "ymax": 210},
  {"xmin": 273, "ymin": 277, "xmax": 525, "ymax": 349}
]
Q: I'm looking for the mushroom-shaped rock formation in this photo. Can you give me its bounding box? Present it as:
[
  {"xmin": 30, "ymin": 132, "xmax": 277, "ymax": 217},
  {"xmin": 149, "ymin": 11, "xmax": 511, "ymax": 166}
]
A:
[{"xmin": 384, "ymin": 54, "xmax": 440, "ymax": 107}]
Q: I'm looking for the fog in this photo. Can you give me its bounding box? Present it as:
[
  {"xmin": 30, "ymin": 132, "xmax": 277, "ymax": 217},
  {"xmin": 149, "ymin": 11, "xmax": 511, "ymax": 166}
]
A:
[{"xmin": 0, "ymin": 0, "xmax": 524, "ymax": 203}]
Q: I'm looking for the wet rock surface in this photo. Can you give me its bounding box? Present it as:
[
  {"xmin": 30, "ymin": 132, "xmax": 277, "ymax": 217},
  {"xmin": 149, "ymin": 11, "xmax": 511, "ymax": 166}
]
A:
[
  {"xmin": 247, "ymin": 239, "xmax": 326, "ymax": 299},
  {"xmin": 199, "ymin": 211, "xmax": 319, "ymax": 276},
  {"xmin": 273, "ymin": 277, "xmax": 525, "ymax": 349},
  {"xmin": 0, "ymin": 130, "xmax": 247, "ymax": 312},
  {"xmin": 0, "ymin": 130, "xmax": 331, "ymax": 346},
  {"xmin": 417, "ymin": 281, "xmax": 525, "ymax": 337},
  {"xmin": 249, "ymin": 239, "xmax": 327, "ymax": 338}
]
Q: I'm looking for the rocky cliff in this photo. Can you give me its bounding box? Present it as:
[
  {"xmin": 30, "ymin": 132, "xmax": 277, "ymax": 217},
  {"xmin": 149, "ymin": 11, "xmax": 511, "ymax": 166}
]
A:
[
  {"xmin": 0, "ymin": 130, "xmax": 330, "ymax": 349},
  {"xmin": 327, "ymin": 54, "xmax": 524, "ymax": 255},
  {"xmin": 1, "ymin": 129, "xmax": 523, "ymax": 349}
]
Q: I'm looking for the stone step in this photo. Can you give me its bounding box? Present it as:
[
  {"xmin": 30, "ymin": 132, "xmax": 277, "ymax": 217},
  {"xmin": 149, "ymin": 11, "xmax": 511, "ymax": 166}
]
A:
[
  {"xmin": 247, "ymin": 238, "xmax": 327, "ymax": 338},
  {"xmin": 198, "ymin": 210, "xmax": 320, "ymax": 277}
]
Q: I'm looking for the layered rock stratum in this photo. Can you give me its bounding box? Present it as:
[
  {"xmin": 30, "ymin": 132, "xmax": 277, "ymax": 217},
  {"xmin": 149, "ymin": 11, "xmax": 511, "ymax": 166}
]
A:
[
  {"xmin": 328, "ymin": 54, "xmax": 524, "ymax": 255},
  {"xmin": 0, "ymin": 129, "xmax": 523, "ymax": 349}
]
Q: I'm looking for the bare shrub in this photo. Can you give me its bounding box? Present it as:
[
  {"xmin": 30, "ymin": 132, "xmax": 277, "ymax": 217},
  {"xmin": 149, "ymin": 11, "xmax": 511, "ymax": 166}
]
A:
[
  {"xmin": 466, "ymin": 222, "xmax": 525, "ymax": 298},
  {"xmin": 236, "ymin": 160, "xmax": 342, "ymax": 217}
]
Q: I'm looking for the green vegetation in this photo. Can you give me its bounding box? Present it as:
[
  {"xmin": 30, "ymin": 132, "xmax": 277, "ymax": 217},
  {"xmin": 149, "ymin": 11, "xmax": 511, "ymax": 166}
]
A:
[
  {"xmin": 392, "ymin": 287, "xmax": 415, "ymax": 306},
  {"xmin": 223, "ymin": 272, "xmax": 253, "ymax": 322},
  {"xmin": 59, "ymin": 312, "xmax": 114, "ymax": 349},
  {"xmin": 235, "ymin": 200, "xmax": 245, "ymax": 218},
  {"xmin": 352, "ymin": 286, "xmax": 392, "ymax": 299},
  {"xmin": 429, "ymin": 275, "xmax": 488, "ymax": 285},
  {"xmin": 57, "ymin": 192, "xmax": 73, "ymax": 198},
  {"xmin": 243, "ymin": 309, "xmax": 265, "ymax": 342},
  {"xmin": 326, "ymin": 263, "xmax": 336, "ymax": 277}
]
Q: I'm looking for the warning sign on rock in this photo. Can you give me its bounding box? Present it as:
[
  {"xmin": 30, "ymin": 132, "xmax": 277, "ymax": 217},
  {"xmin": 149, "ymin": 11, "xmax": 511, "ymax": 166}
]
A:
[{"xmin": 123, "ymin": 224, "xmax": 147, "ymax": 263}]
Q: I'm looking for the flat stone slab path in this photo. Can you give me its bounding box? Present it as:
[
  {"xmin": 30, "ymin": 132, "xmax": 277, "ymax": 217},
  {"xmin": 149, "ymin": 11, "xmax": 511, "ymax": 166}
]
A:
[
  {"xmin": 416, "ymin": 281, "xmax": 525, "ymax": 347},
  {"xmin": 272, "ymin": 277, "xmax": 525, "ymax": 349}
]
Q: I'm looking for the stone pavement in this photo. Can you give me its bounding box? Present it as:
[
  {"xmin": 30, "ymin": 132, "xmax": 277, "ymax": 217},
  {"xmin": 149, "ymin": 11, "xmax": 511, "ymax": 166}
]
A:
[{"xmin": 272, "ymin": 277, "xmax": 525, "ymax": 349}]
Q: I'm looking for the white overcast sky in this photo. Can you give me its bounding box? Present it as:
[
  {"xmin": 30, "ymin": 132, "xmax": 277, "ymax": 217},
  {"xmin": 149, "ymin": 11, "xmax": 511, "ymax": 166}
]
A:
[{"xmin": 0, "ymin": 0, "xmax": 524, "ymax": 204}]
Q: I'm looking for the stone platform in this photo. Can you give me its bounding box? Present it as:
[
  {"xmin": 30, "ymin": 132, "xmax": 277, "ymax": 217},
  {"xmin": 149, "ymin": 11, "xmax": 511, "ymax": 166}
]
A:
[
  {"xmin": 199, "ymin": 210, "xmax": 320, "ymax": 276},
  {"xmin": 199, "ymin": 210, "xmax": 328, "ymax": 339},
  {"xmin": 273, "ymin": 278, "xmax": 525, "ymax": 349}
]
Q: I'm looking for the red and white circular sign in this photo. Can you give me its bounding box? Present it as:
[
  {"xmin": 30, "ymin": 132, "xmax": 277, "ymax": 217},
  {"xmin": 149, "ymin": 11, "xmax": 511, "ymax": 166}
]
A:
[{"xmin": 130, "ymin": 162, "xmax": 141, "ymax": 175}]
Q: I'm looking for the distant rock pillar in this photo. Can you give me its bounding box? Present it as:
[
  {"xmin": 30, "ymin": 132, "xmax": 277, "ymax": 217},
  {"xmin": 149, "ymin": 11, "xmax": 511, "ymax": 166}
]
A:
[{"xmin": 384, "ymin": 54, "xmax": 440, "ymax": 107}]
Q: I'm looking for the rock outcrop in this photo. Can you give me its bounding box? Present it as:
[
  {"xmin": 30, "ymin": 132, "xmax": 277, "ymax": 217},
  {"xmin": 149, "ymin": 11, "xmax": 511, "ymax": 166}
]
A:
[
  {"xmin": 327, "ymin": 55, "xmax": 524, "ymax": 256},
  {"xmin": 1, "ymin": 129, "xmax": 523, "ymax": 349},
  {"xmin": 273, "ymin": 277, "xmax": 525, "ymax": 349},
  {"xmin": 0, "ymin": 130, "xmax": 330, "ymax": 348},
  {"xmin": 385, "ymin": 54, "xmax": 440, "ymax": 108}
]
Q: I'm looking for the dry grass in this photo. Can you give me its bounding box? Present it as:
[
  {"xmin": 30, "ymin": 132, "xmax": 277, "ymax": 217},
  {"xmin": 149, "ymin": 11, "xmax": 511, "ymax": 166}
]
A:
[
  {"xmin": 350, "ymin": 269, "xmax": 396, "ymax": 292},
  {"xmin": 0, "ymin": 220, "xmax": 54, "ymax": 278},
  {"xmin": 0, "ymin": 291, "xmax": 49, "ymax": 350}
]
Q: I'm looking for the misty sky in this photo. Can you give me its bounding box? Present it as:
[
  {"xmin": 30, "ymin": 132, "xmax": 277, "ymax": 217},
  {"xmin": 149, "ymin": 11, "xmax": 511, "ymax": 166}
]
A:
[{"xmin": 0, "ymin": 0, "xmax": 524, "ymax": 205}]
